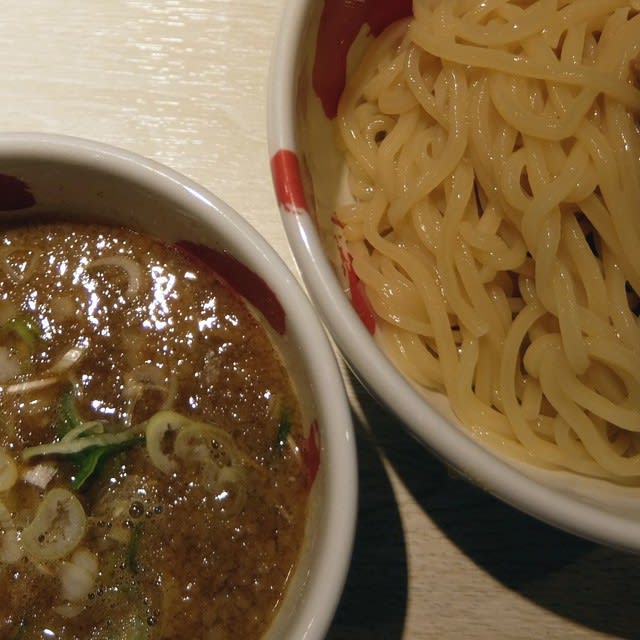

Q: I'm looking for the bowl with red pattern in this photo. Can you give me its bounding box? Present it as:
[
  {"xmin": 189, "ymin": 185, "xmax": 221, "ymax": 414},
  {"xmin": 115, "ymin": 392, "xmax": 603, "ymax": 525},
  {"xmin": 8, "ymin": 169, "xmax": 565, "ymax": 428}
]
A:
[
  {"xmin": 0, "ymin": 131, "xmax": 357, "ymax": 638},
  {"xmin": 267, "ymin": 0, "xmax": 640, "ymax": 552}
]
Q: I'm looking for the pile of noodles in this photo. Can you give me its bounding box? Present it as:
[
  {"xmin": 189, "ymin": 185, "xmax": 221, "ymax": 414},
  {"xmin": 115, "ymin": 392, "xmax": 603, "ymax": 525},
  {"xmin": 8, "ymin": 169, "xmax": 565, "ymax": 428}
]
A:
[{"xmin": 335, "ymin": 0, "xmax": 640, "ymax": 481}]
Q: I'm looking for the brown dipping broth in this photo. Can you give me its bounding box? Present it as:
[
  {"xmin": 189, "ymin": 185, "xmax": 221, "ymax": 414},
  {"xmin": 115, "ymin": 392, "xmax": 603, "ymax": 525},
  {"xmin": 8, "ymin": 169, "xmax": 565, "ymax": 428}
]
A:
[{"xmin": 0, "ymin": 223, "xmax": 309, "ymax": 639}]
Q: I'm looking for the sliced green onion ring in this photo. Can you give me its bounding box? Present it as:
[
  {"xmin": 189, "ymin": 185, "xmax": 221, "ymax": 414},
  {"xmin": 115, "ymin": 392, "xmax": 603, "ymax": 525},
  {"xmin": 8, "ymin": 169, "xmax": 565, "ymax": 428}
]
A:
[
  {"xmin": 145, "ymin": 410, "xmax": 195, "ymax": 474},
  {"xmin": 173, "ymin": 423, "xmax": 241, "ymax": 466},
  {"xmin": 0, "ymin": 448, "xmax": 18, "ymax": 492},
  {"xmin": 22, "ymin": 425, "xmax": 143, "ymax": 462},
  {"xmin": 85, "ymin": 255, "xmax": 143, "ymax": 298},
  {"xmin": 0, "ymin": 500, "xmax": 22, "ymax": 563},
  {"xmin": 145, "ymin": 412, "xmax": 248, "ymax": 515},
  {"xmin": 21, "ymin": 488, "xmax": 87, "ymax": 561}
]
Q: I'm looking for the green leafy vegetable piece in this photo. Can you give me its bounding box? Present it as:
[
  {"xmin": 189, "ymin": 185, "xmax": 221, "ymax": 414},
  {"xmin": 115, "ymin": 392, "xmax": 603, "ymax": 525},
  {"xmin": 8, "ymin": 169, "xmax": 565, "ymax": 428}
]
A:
[
  {"xmin": 274, "ymin": 409, "xmax": 292, "ymax": 449},
  {"xmin": 0, "ymin": 314, "xmax": 40, "ymax": 374},
  {"xmin": 25, "ymin": 385, "xmax": 146, "ymax": 490},
  {"xmin": 126, "ymin": 522, "xmax": 144, "ymax": 575},
  {"xmin": 12, "ymin": 620, "xmax": 27, "ymax": 640},
  {"xmin": 71, "ymin": 436, "xmax": 145, "ymax": 491},
  {"xmin": 57, "ymin": 384, "xmax": 83, "ymax": 437},
  {"xmin": 3, "ymin": 316, "xmax": 40, "ymax": 353}
]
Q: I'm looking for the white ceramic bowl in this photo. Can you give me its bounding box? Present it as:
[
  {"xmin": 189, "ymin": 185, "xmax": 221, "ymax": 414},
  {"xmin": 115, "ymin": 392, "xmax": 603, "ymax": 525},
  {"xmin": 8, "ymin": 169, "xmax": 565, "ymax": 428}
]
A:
[
  {"xmin": 267, "ymin": 0, "xmax": 640, "ymax": 552},
  {"xmin": 0, "ymin": 131, "xmax": 357, "ymax": 638}
]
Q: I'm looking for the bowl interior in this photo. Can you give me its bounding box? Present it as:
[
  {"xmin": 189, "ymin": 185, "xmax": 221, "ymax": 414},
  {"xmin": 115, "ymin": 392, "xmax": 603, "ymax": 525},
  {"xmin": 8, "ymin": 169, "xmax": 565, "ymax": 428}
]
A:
[
  {"xmin": 0, "ymin": 133, "xmax": 357, "ymax": 639},
  {"xmin": 268, "ymin": 0, "xmax": 640, "ymax": 552}
]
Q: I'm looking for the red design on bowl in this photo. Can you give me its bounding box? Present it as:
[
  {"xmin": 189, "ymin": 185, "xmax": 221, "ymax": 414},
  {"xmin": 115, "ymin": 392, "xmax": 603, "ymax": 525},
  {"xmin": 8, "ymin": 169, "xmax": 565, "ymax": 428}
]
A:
[
  {"xmin": 176, "ymin": 241, "xmax": 287, "ymax": 335},
  {"xmin": 271, "ymin": 149, "xmax": 308, "ymax": 214},
  {"xmin": 338, "ymin": 244, "xmax": 376, "ymax": 335},
  {"xmin": 312, "ymin": 0, "xmax": 413, "ymax": 118},
  {"xmin": 0, "ymin": 174, "xmax": 36, "ymax": 210}
]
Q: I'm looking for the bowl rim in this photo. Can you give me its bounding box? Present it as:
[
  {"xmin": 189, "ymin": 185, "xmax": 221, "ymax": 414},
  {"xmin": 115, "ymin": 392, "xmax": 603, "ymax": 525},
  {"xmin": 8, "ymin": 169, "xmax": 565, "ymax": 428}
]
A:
[
  {"xmin": 0, "ymin": 130, "xmax": 359, "ymax": 639},
  {"xmin": 267, "ymin": 0, "xmax": 640, "ymax": 553}
]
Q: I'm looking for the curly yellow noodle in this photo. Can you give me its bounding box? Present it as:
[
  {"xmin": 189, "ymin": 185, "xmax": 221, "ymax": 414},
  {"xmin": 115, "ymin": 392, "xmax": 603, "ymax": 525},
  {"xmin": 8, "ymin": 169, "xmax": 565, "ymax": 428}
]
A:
[
  {"xmin": 410, "ymin": 8, "xmax": 640, "ymax": 110},
  {"xmin": 440, "ymin": 0, "xmax": 555, "ymax": 47},
  {"xmin": 552, "ymin": 260, "xmax": 590, "ymax": 373},
  {"xmin": 453, "ymin": 332, "xmax": 514, "ymax": 435},
  {"xmin": 489, "ymin": 74, "xmax": 599, "ymax": 140},
  {"xmin": 560, "ymin": 365, "xmax": 640, "ymax": 431},
  {"xmin": 378, "ymin": 327, "xmax": 443, "ymax": 389},
  {"xmin": 603, "ymin": 250, "xmax": 640, "ymax": 349},
  {"xmin": 562, "ymin": 214, "xmax": 608, "ymax": 318},
  {"xmin": 539, "ymin": 351, "xmax": 640, "ymax": 476},
  {"xmin": 334, "ymin": 0, "xmax": 640, "ymax": 481}
]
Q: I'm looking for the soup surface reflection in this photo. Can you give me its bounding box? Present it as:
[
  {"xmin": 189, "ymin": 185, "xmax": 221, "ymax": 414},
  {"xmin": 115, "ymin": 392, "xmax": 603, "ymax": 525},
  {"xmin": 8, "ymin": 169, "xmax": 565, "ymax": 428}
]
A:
[{"xmin": 0, "ymin": 223, "xmax": 310, "ymax": 640}]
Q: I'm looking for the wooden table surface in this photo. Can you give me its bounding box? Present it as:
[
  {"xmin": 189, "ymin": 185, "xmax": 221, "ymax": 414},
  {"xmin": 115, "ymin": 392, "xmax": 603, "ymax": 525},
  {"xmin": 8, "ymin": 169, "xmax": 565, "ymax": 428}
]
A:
[{"xmin": 2, "ymin": 2, "xmax": 640, "ymax": 638}]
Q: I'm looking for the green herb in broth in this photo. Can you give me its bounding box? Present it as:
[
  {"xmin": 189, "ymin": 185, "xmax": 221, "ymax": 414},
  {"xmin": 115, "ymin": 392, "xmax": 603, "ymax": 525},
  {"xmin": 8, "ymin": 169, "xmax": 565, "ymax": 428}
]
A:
[
  {"xmin": 0, "ymin": 222, "xmax": 309, "ymax": 639},
  {"xmin": 70, "ymin": 435, "xmax": 145, "ymax": 490},
  {"xmin": 22, "ymin": 419, "xmax": 145, "ymax": 463},
  {"xmin": 273, "ymin": 407, "xmax": 292, "ymax": 450},
  {"xmin": 24, "ymin": 385, "xmax": 146, "ymax": 490},
  {"xmin": 12, "ymin": 620, "xmax": 27, "ymax": 640},
  {"xmin": 0, "ymin": 314, "xmax": 40, "ymax": 378},
  {"xmin": 56, "ymin": 384, "xmax": 83, "ymax": 437},
  {"xmin": 2, "ymin": 316, "xmax": 40, "ymax": 354},
  {"xmin": 126, "ymin": 521, "xmax": 144, "ymax": 575}
]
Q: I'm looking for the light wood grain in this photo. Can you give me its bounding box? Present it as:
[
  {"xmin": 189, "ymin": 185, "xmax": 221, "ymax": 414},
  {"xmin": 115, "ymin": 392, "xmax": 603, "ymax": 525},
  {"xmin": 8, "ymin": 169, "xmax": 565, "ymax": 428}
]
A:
[{"xmin": 1, "ymin": 2, "xmax": 640, "ymax": 639}]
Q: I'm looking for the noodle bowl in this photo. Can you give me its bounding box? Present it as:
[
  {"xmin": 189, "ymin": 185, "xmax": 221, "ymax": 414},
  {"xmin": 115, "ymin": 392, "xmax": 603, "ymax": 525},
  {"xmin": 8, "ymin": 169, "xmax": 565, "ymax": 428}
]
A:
[{"xmin": 332, "ymin": 0, "xmax": 640, "ymax": 481}]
